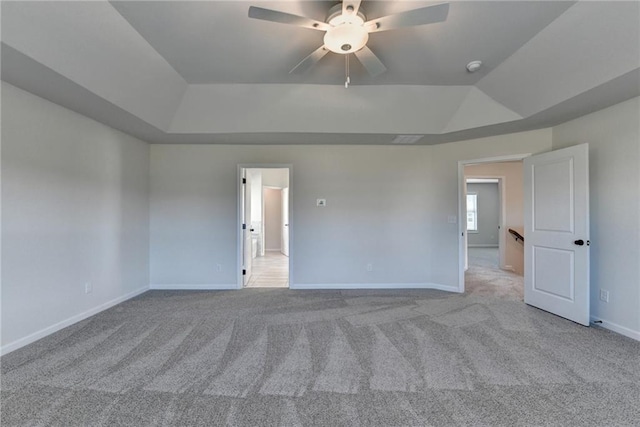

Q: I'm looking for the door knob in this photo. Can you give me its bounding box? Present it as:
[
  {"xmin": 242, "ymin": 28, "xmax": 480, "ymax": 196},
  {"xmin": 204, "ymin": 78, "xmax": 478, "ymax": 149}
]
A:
[{"xmin": 574, "ymin": 239, "xmax": 584, "ymax": 246}]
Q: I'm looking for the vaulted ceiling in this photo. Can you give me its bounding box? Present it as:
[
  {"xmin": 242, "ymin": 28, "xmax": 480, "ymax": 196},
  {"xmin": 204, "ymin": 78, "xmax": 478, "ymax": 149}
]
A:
[{"xmin": 2, "ymin": 1, "xmax": 639, "ymax": 144}]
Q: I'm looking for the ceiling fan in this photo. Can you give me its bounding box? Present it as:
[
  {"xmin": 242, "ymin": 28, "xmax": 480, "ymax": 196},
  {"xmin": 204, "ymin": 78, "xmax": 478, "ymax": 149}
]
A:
[{"xmin": 248, "ymin": 1, "xmax": 450, "ymax": 79}]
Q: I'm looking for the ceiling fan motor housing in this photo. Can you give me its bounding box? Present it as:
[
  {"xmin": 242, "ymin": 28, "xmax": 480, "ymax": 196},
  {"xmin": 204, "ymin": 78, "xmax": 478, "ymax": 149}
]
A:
[
  {"xmin": 324, "ymin": 3, "xmax": 369, "ymax": 54},
  {"xmin": 324, "ymin": 25, "xmax": 369, "ymax": 54}
]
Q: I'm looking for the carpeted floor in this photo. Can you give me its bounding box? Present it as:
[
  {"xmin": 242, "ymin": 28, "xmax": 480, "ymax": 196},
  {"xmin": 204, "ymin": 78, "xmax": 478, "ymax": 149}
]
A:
[
  {"xmin": 2, "ymin": 281, "xmax": 639, "ymax": 425},
  {"xmin": 468, "ymin": 247, "xmax": 499, "ymax": 269}
]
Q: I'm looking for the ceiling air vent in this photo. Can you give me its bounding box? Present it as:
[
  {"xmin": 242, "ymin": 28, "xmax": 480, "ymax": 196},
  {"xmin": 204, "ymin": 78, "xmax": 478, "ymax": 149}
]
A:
[{"xmin": 390, "ymin": 135, "xmax": 424, "ymax": 145}]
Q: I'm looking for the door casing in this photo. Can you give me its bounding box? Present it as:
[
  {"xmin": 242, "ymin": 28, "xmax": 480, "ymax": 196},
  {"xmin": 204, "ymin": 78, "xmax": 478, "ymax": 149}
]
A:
[{"xmin": 237, "ymin": 164, "xmax": 292, "ymax": 289}]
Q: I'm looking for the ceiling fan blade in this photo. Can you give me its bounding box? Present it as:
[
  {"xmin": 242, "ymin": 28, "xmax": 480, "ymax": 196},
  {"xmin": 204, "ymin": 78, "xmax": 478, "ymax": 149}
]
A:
[
  {"xmin": 354, "ymin": 46, "xmax": 387, "ymax": 77},
  {"xmin": 365, "ymin": 2, "xmax": 449, "ymax": 33},
  {"xmin": 342, "ymin": 0, "xmax": 362, "ymax": 16},
  {"xmin": 290, "ymin": 46, "xmax": 330, "ymax": 74},
  {"xmin": 248, "ymin": 6, "xmax": 330, "ymax": 31}
]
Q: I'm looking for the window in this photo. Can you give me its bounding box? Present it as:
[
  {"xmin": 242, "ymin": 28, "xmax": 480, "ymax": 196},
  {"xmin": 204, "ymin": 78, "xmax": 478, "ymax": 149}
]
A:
[{"xmin": 467, "ymin": 193, "xmax": 478, "ymax": 232}]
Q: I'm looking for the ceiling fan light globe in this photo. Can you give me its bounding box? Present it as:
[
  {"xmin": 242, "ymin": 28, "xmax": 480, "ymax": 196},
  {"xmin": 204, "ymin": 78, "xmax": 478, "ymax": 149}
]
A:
[{"xmin": 324, "ymin": 24, "xmax": 369, "ymax": 54}]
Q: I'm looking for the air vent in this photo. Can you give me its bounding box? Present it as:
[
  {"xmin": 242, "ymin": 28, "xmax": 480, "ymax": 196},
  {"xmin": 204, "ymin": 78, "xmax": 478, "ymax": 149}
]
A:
[
  {"xmin": 466, "ymin": 178, "xmax": 499, "ymax": 184},
  {"xmin": 390, "ymin": 135, "xmax": 424, "ymax": 145}
]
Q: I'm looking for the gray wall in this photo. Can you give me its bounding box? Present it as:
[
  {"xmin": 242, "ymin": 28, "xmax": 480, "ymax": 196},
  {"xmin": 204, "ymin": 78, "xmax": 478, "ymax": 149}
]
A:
[
  {"xmin": 150, "ymin": 145, "xmax": 435, "ymax": 287},
  {"xmin": 467, "ymin": 183, "xmax": 499, "ymax": 247},
  {"xmin": 552, "ymin": 96, "xmax": 640, "ymax": 338},
  {"xmin": 1, "ymin": 83, "xmax": 150, "ymax": 352},
  {"xmin": 149, "ymin": 130, "xmax": 554, "ymax": 289},
  {"xmin": 3, "ymin": 82, "xmax": 637, "ymax": 354}
]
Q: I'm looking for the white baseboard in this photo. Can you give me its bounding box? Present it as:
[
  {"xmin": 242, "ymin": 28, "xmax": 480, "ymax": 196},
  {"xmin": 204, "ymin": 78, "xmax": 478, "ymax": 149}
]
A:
[
  {"xmin": 290, "ymin": 282, "xmax": 460, "ymax": 293},
  {"xmin": 428, "ymin": 283, "xmax": 464, "ymax": 293},
  {"xmin": 590, "ymin": 316, "xmax": 640, "ymax": 341},
  {"xmin": 149, "ymin": 284, "xmax": 238, "ymax": 290},
  {"xmin": 1, "ymin": 286, "xmax": 149, "ymax": 356}
]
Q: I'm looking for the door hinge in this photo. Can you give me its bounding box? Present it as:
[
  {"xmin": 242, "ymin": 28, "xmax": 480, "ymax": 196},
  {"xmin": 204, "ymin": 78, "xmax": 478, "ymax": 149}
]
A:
[
  {"xmin": 242, "ymin": 269, "xmax": 246, "ymax": 276},
  {"xmin": 242, "ymin": 224, "xmax": 246, "ymax": 230},
  {"xmin": 242, "ymin": 178, "xmax": 246, "ymax": 184}
]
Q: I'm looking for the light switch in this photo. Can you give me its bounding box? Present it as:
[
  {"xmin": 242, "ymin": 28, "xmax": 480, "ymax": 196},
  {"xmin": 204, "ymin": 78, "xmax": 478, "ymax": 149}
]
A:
[{"xmin": 317, "ymin": 198, "xmax": 327, "ymax": 207}]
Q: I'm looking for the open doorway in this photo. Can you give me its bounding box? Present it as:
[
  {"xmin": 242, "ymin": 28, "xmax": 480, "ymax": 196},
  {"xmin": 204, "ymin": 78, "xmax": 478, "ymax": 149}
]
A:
[
  {"xmin": 239, "ymin": 166, "xmax": 290, "ymax": 289},
  {"xmin": 465, "ymin": 177, "xmax": 501, "ymax": 270},
  {"xmin": 459, "ymin": 148, "xmax": 591, "ymax": 325},
  {"xmin": 458, "ymin": 156, "xmax": 527, "ymax": 297}
]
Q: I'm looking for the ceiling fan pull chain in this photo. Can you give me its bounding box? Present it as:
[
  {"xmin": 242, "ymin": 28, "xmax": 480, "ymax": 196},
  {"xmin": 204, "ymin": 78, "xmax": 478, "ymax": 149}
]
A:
[
  {"xmin": 345, "ymin": 54, "xmax": 350, "ymax": 88},
  {"xmin": 345, "ymin": 54, "xmax": 348, "ymax": 88}
]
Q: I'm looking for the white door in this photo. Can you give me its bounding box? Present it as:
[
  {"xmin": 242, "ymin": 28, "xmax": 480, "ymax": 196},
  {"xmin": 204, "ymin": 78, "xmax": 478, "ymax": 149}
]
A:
[
  {"xmin": 524, "ymin": 144, "xmax": 590, "ymax": 325},
  {"xmin": 281, "ymin": 187, "xmax": 289, "ymax": 257},
  {"xmin": 242, "ymin": 171, "xmax": 252, "ymax": 286}
]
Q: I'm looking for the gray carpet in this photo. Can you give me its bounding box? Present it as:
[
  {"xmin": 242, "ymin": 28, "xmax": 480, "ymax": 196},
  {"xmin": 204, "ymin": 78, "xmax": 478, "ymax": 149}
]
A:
[
  {"xmin": 2, "ymin": 281, "xmax": 639, "ymax": 425},
  {"xmin": 468, "ymin": 247, "xmax": 499, "ymax": 269}
]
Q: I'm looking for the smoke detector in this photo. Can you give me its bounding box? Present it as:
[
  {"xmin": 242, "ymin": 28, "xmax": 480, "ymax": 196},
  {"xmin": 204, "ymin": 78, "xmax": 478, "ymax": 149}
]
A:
[{"xmin": 466, "ymin": 60, "xmax": 482, "ymax": 73}]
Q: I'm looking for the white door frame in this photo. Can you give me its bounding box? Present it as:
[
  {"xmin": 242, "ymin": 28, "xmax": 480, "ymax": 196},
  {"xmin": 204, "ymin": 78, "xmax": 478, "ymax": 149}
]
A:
[
  {"xmin": 457, "ymin": 154, "xmax": 530, "ymax": 292},
  {"xmin": 237, "ymin": 164, "xmax": 292, "ymax": 290},
  {"xmin": 465, "ymin": 176, "xmax": 505, "ymax": 271},
  {"xmin": 281, "ymin": 187, "xmax": 290, "ymax": 257}
]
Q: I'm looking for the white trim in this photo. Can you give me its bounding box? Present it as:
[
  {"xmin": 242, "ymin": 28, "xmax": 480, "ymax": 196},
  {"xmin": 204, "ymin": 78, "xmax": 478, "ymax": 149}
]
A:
[
  {"xmin": 468, "ymin": 244, "xmax": 499, "ymax": 248},
  {"xmin": 590, "ymin": 316, "xmax": 640, "ymax": 341},
  {"xmin": 463, "ymin": 154, "xmax": 531, "ymax": 165},
  {"xmin": 149, "ymin": 284, "xmax": 237, "ymax": 290},
  {"xmin": 290, "ymin": 283, "xmax": 461, "ymax": 293},
  {"xmin": 1, "ymin": 286, "xmax": 148, "ymax": 356}
]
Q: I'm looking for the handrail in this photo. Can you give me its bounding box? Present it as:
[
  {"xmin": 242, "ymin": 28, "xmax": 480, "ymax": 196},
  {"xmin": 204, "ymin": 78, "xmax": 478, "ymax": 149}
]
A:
[{"xmin": 508, "ymin": 228, "xmax": 524, "ymax": 243}]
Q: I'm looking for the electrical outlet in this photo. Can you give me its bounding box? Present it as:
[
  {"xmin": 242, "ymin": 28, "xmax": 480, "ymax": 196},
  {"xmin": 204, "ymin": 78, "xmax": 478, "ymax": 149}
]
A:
[
  {"xmin": 366, "ymin": 263, "xmax": 373, "ymax": 272},
  {"xmin": 84, "ymin": 282, "xmax": 93, "ymax": 294},
  {"xmin": 317, "ymin": 198, "xmax": 327, "ymax": 207},
  {"xmin": 216, "ymin": 264, "xmax": 223, "ymax": 272},
  {"xmin": 599, "ymin": 289, "xmax": 609, "ymax": 303}
]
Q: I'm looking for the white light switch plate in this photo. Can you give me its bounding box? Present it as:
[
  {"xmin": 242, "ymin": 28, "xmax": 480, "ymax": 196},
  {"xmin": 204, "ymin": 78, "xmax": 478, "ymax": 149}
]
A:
[{"xmin": 317, "ymin": 199, "xmax": 327, "ymax": 207}]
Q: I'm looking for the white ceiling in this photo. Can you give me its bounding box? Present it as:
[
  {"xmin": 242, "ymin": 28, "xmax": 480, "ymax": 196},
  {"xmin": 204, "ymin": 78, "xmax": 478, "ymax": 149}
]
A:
[{"xmin": 2, "ymin": 1, "xmax": 639, "ymax": 144}]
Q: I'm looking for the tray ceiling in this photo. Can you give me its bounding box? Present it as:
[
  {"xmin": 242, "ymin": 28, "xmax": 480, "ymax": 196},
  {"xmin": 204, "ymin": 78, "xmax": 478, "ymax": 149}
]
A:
[{"xmin": 2, "ymin": 1, "xmax": 639, "ymax": 144}]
